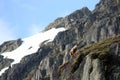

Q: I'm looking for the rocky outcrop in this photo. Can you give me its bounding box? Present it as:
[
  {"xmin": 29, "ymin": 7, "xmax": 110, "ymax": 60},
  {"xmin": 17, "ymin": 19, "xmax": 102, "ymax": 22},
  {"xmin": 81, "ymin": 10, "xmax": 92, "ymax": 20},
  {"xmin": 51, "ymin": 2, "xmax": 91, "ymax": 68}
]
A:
[
  {"xmin": 44, "ymin": 7, "xmax": 91, "ymax": 31},
  {"xmin": 0, "ymin": 39, "xmax": 23, "ymax": 53},
  {"xmin": 31, "ymin": 53, "xmax": 63, "ymax": 80},
  {"xmin": 83, "ymin": 0, "xmax": 120, "ymax": 44},
  {"xmin": 0, "ymin": 0, "xmax": 120, "ymax": 80},
  {"xmin": 0, "ymin": 44, "xmax": 52, "ymax": 80},
  {"xmin": 0, "ymin": 39, "xmax": 22, "ymax": 72},
  {"xmin": 59, "ymin": 35, "xmax": 120, "ymax": 80},
  {"xmin": 44, "ymin": 17, "xmax": 65, "ymax": 31},
  {"xmin": 0, "ymin": 55, "xmax": 14, "ymax": 71}
]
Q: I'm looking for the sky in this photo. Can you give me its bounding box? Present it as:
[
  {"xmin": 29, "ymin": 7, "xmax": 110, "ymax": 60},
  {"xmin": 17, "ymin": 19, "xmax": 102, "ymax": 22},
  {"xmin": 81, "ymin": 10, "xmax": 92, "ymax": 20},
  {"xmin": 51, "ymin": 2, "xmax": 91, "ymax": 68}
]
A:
[{"xmin": 0, "ymin": 0, "xmax": 100, "ymax": 44}]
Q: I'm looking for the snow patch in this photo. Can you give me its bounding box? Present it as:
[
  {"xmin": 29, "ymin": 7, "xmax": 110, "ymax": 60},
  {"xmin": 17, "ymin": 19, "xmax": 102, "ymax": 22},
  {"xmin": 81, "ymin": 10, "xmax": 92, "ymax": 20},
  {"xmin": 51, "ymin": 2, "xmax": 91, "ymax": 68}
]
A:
[
  {"xmin": 0, "ymin": 67, "xmax": 9, "ymax": 75},
  {"xmin": 0, "ymin": 27, "xmax": 65, "ymax": 75}
]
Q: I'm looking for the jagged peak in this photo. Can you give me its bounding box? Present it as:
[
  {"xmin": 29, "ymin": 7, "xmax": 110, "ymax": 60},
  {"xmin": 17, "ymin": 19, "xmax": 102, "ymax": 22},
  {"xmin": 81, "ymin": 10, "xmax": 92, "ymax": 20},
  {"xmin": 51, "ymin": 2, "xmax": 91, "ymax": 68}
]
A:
[
  {"xmin": 69, "ymin": 7, "xmax": 91, "ymax": 16},
  {"xmin": 65, "ymin": 7, "xmax": 91, "ymax": 21},
  {"xmin": 94, "ymin": 0, "xmax": 120, "ymax": 13},
  {"xmin": 44, "ymin": 7, "xmax": 91, "ymax": 31},
  {"xmin": 44, "ymin": 17, "xmax": 64, "ymax": 31}
]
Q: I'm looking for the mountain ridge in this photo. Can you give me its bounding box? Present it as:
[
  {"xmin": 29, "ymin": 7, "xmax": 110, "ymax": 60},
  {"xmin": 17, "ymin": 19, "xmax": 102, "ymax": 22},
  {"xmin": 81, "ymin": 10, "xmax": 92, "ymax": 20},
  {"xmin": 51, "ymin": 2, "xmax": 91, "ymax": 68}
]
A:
[{"xmin": 0, "ymin": 0, "xmax": 120, "ymax": 80}]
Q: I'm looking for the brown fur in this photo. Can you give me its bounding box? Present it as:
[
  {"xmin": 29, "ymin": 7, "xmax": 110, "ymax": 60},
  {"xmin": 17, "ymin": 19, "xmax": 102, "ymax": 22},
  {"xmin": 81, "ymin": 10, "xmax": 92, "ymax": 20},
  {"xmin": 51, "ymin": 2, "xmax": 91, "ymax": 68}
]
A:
[{"xmin": 70, "ymin": 45, "xmax": 78, "ymax": 56}]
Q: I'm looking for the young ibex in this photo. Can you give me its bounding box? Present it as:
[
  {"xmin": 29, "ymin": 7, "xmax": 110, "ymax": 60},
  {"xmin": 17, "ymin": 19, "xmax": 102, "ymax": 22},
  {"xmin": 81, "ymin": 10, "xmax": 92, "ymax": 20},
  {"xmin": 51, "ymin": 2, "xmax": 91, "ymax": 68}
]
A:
[{"xmin": 69, "ymin": 45, "xmax": 78, "ymax": 57}]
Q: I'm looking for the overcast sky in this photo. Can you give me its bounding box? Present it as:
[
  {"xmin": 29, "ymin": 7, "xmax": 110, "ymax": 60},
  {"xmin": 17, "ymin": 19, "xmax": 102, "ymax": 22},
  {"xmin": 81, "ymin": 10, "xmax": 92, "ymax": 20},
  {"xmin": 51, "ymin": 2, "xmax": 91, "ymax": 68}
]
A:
[{"xmin": 0, "ymin": 0, "xmax": 99, "ymax": 44}]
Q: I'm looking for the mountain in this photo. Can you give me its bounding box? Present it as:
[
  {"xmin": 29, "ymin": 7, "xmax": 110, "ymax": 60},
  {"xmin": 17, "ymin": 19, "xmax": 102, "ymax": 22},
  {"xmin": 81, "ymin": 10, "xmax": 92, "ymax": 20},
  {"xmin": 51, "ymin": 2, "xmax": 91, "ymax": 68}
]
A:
[{"xmin": 0, "ymin": 0, "xmax": 120, "ymax": 80}]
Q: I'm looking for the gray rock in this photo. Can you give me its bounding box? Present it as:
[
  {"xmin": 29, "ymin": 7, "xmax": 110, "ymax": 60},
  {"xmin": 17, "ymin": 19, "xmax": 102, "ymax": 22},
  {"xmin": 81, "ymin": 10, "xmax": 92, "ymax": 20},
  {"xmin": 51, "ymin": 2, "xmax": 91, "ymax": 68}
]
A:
[
  {"xmin": 81, "ymin": 54, "xmax": 92, "ymax": 80},
  {"xmin": 0, "ymin": 0, "xmax": 120, "ymax": 80},
  {"xmin": 44, "ymin": 17, "xmax": 65, "ymax": 31},
  {"xmin": 0, "ymin": 39, "xmax": 23, "ymax": 53},
  {"xmin": 0, "ymin": 55, "xmax": 14, "ymax": 71},
  {"xmin": 90, "ymin": 59, "xmax": 105, "ymax": 80}
]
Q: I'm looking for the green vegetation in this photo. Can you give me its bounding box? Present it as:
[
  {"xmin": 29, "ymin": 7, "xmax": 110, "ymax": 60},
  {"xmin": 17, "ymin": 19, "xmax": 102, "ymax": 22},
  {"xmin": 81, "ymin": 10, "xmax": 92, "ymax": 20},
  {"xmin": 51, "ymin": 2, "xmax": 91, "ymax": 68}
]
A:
[{"xmin": 71, "ymin": 35, "xmax": 120, "ymax": 73}]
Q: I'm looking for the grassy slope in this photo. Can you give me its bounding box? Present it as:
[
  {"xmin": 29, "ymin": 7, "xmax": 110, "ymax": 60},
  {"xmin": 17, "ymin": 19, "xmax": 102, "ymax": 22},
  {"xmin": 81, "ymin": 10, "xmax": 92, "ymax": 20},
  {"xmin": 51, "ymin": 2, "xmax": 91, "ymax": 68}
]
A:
[{"xmin": 71, "ymin": 35, "xmax": 120, "ymax": 73}]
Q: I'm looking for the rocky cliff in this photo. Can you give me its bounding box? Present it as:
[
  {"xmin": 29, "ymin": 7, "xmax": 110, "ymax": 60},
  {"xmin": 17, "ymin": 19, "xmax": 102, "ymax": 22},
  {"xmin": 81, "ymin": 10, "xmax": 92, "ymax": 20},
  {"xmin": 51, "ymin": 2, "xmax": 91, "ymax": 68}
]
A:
[
  {"xmin": 0, "ymin": 39, "xmax": 22, "ymax": 72},
  {"xmin": 0, "ymin": 0, "xmax": 120, "ymax": 80},
  {"xmin": 0, "ymin": 39, "xmax": 23, "ymax": 54}
]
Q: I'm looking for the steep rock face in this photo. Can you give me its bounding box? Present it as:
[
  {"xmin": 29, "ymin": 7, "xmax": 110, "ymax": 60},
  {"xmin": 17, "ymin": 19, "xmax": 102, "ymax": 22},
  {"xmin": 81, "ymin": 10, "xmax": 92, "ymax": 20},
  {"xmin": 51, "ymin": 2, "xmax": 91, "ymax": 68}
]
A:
[
  {"xmin": 62, "ymin": 54, "xmax": 105, "ymax": 80},
  {"xmin": 0, "ymin": 44, "xmax": 52, "ymax": 80},
  {"xmin": 31, "ymin": 53, "xmax": 63, "ymax": 80},
  {"xmin": 0, "ymin": 39, "xmax": 23, "ymax": 53},
  {"xmin": 44, "ymin": 7, "xmax": 91, "ymax": 31},
  {"xmin": 0, "ymin": 0, "xmax": 120, "ymax": 80},
  {"xmin": 70, "ymin": 55, "xmax": 105, "ymax": 80},
  {"xmin": 90, "ymin": 59, "xmax": 105, "ymax": 80},
  {"xmin": 82, "ymin": 0, "xmax": 120, "ymax": 44},
  {"xmin": 83, "ymin": 16, "xmax": 120, "ymax": 44},
  {"xmin": 0, "ymin": 55, "xmax": 13, "ymax": 71},
  {"xmin": 44, "ymin": 17, "xmax": 65, "ymax": 31},
  {"xmin": 59, "ymin": 35, "xmax": 120, "ymax": 80},
  {"xmin": 0, "ymin": 39, "xmax": 22, "ymax": 72},
  {"xmin": 107, "ymin": 42, "xmax": 120, "ymax": 80},
  {"xmin": 83, "ymin": 0, "xmax": 120, "ymax": 44}
]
